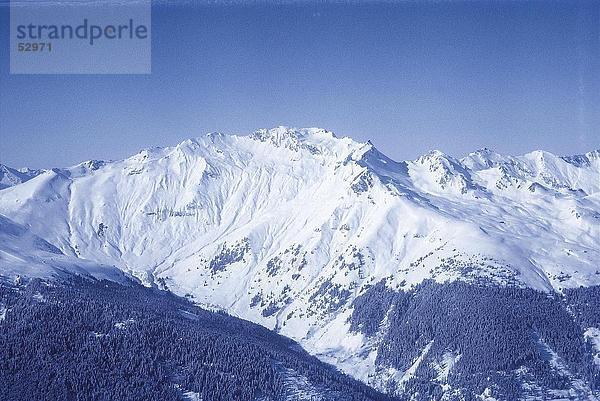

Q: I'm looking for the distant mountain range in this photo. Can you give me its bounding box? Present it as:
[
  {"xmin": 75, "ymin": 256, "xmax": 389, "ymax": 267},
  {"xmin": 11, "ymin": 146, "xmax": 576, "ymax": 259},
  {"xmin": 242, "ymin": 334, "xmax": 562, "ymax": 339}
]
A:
[
  {"xmin": 0, "ymin": 164, "xmax": 44, "ymax": 190},
  {"xmin": 1, "ymin": 126, "xmax": 598, "ymax": 400}
]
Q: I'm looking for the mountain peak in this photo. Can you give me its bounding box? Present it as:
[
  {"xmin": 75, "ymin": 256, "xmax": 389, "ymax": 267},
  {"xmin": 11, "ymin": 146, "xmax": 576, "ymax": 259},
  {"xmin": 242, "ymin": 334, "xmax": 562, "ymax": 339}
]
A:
[
  {"xmin": 0, "ymin": 163, "xmax": 44, "ymax": 190},
  {"xmin": 410, "ymin": 150, "xmax": 481, "ymax": 195},
  {"xmin": 523, "ymin": 149, "xmax": 557, "ymax": 161},
  {"xmin": 460, "ymin": 148, "xmax": 507, "ymax": 171},
  {"xmin": 250, "ymin": 126, "xmax": 336, "ymax": 146},
  {"xmin": 248, "ymin": 126, "xmax": 367, "ymax": 161},
  {"xmin": 561, "ymin": 149, "xmax": 600, "ymax": 167},
  {"xmin": 416, "ymin": 149, "xmax": 460, "ymax": 166}
]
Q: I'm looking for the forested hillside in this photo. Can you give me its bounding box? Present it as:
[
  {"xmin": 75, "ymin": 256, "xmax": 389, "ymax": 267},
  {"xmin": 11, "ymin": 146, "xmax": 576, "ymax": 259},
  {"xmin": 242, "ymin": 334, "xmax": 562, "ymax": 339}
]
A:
[
  {"xmin": 348, "ymin": 280, "xmax": 600, "ymax": 400},
  {"xmin": 0, "ymin": 277, "xmax": 391, "ymax": 401}
]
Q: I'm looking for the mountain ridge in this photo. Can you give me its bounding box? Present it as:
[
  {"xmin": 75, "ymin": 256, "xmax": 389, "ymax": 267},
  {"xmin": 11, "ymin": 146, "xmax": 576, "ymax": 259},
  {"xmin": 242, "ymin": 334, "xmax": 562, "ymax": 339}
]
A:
[{"xmin": 0, "ymin": 126, "xmax": 598, "ymax": 398}]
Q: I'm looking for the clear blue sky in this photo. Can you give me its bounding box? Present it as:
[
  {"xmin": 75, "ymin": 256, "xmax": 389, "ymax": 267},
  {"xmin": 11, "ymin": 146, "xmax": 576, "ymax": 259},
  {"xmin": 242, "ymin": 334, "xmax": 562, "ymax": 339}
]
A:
[{"xmin": 1, "ymin": 0, "xmax": 598, "ymax": 169}]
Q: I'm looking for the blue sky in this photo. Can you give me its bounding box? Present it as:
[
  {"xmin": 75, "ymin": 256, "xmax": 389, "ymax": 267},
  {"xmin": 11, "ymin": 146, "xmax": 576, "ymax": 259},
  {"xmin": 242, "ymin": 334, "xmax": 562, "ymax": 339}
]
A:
[{"xmin": 0, "ymin": 0, "xmax": 598, "ymax": 169}]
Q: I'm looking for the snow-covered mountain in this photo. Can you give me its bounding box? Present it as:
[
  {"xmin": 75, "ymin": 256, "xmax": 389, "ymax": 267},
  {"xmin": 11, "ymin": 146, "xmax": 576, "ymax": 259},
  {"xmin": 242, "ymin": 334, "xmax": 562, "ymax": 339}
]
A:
[
  {"xmin": 0, "ymin": 126, "xmax": 598, "ymax": 399},
  {"xmin": 0, "ymin": 213, "xmax": 128, "ymax": 283},
  {"xmin": 0, "ymin": 164, "xmax": 44, "ymax": 190}
]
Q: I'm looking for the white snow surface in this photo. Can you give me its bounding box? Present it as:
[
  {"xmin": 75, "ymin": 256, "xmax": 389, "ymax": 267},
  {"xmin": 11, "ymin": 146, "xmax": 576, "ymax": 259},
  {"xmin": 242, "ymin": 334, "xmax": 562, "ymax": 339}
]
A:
[
  {"xmin": 0, "ymin": 213, "xmax": 129, "ymax": 283},
  {"xmin": 0, "ymin": 164, "xmax": 44, "ymax": 190},
  {"xmin": 0, "ymin": 126, "xmax": 598, "ymax": 389}
]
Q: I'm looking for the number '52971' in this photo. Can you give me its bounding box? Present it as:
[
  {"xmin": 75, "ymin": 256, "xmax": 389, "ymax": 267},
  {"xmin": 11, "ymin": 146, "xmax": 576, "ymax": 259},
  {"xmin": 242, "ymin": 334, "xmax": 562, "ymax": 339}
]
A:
[{"xmin": 17, "ymin": 42, "xmax": 52, "ymax": 52}]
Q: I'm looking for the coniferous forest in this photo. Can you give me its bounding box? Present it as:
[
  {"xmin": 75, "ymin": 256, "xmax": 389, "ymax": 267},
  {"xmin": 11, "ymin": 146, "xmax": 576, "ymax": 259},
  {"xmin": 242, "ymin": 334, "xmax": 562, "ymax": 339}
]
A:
[
  {"xmin": 349, "ymin": 280, "xmax": 600, "ymax": 400},
  {"xmin": 0, "ymin": 277, "xmax": 391, "ymax": 401},
  {"xmin": 2, "ymin": 276, "xmax": 599, "ymax": 401}
]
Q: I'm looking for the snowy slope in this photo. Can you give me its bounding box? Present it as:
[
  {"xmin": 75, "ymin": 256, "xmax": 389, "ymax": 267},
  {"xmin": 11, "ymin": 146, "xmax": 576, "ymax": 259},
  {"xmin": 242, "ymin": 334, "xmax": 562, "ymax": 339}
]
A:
[
  {"xmin": 0, "ymin": 126, "xmax": 598, "ymax": 393},
  {"xmin": 0, "ymin": 213, "xmax": 128, "ymax": 283}
]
